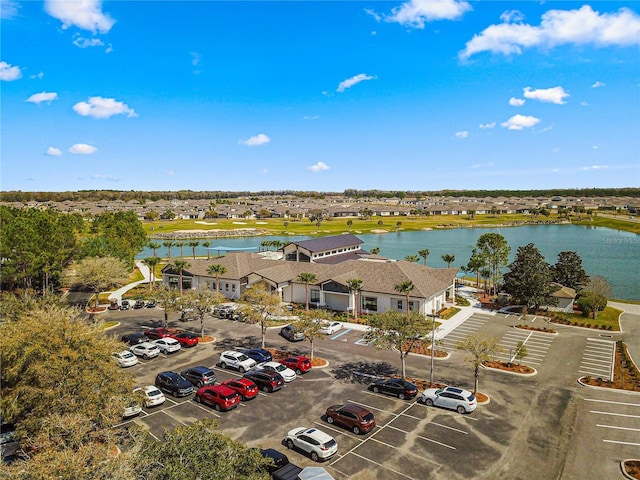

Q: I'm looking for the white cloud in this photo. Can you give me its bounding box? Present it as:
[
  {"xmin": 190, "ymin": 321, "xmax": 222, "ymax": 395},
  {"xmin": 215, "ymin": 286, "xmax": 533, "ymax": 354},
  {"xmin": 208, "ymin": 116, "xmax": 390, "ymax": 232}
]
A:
[
  {"xmin": 479, "ymin": 122, "xmax": 496, "ymax": 129},
  {"xmin": 523, "ymin": 86, "xmax": 569, "ymax": 104},
  {"xmin": 30, "ymin": 71, "xmax": 44, "ymax": 79},
  {"xmin": 26, "ymin": 91, "xmax": 58, "ymax": 104},
  {"xmin": 241, "ymin": 133, "xmax": 270, "ymax": 147},
  {"xmin": 46, "ymin": 147, "xmax": 62, "ymax": 156},
  {"xmin": 500, "ymin": 10, "xmax": 525, "ymax": 23},
  {"xmin": 337, "ymin": 73, "xmax": 376, "ymax": 93},
  {"xmin": 0, "ymin": 61, "xmax": 22, "ymax": 81},
  {"xmin": 72, "ymin": 35, "xmax": 104, "ymax": 48},
  {"xmin": 592, "ymin": 81, "xmax": 605, "ymax": 88},
  {"xmin": 308, "ymin": 161, "xmax": 330, "ymax": 173},
  {"xmin": 1, "ymin": 0, "xmax": 20, "ymax": 19},
  {"xmin": 385, "ymin": 0, "xmax": 472, "ymax": 29},
  {"xmin": 455, "ymin": 131, "xmax": 469, "ymax": 139},
  {"xmin": 73, "ymin": 96, "xmax": 137, "ymax": 118},
  {"xmin": 44, "ymin": 0, "xmax": 115, "ymax": 33},
  {"xmin": 69, "ymin": 143, "xmax": 98, "ymax": 154},
  {"xmin": 509, "ymin": 97, "xmax": 525, "ymax": 106},
  {"xmin": 91, "ymin": 174, "xmax": 118, "ymax": 181},
  {"xmin": 460, "ymin": 5, "xmax": 640, "ymax": 59},
  {"xmin": 364, "ymin": 8, "xmax": 382, "ymax": 22},
  {"xmin": 471, "ymin": 161, "xmax": 495, "ymax": 169},
  {"xmin": 303, "ymin": 115, "xmax": 319, "ymax": 120},
  {"xmin": 581, "ymin": 101, "xmax": 589, "ymax": 106},
  {"xmin": 191, "ymin": 52, "xmax": 201, "ymax": 66},
  {"xmin": 258, "ymin": 168, "xmax": 268, "ymax": 175},
  {"xmin": 592, "ymin": 145, "xmax": 599, "ymax": 150},
  {"xmin": 105, "ymin": 43, "xmax": 113, "ymax": 54},
  {"xmin": 500, "ymin": 114, "xmax": 540, "ymax": 130},
  {"xmin": 582, "ymin": 164, "xmax": 606, "ymax": 170},
  {"xmin": 166, "ymin": 170, "xmax": 175, "ymax": 176}
]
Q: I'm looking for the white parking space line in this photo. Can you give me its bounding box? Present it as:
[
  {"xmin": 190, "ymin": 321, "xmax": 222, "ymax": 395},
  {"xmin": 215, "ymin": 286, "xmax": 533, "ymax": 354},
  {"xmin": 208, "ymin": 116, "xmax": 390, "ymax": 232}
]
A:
[
  {"xmin": 191, "ymin": 401, "xmax": 221, "ymax": 416},
  {"xmin": 590, "ymin": 411, "xmax": 640, "ymax": 419},
  {"xmin": 585, "ymin": 398, "xmax": 640, "ymax": 407},
  {"xmin": 602, "ymin": 440, "xmax": 640, "ymax": 446},
  {"xmin": 331, "ymin": 328, "xmax": 351, "ymax": 340},
  {"xmin": 386, "ymin": 424, "xmax": 457, "ymax": 450},
  {"xmin": 313, "ymin": 421, "xmax": 365, "ymax": 440},
  {"xmin": 163, "ymin": 408, "xmax": 188, "ymax": 426},
  {"xmin": 347, "ymin": 450, "xmax": 418, "ymax": 480},
  {"xmin": 597, "ymin": 424, "xmax": 640, "ymax": 432}
]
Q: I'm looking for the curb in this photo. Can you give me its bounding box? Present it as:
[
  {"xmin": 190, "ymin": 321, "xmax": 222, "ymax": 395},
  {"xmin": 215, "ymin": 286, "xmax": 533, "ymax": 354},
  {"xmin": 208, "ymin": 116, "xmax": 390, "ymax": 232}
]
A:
[
  {"xmin": 621, "ymin": 459, "xmax": 640, "ymax": 480},
  {"xmin": 481, "ymin": 364, "xmax": 537, "ymax": 377},
  {"xmin": 312, "ymin": 359, "xmax": 330, "ymax": 369},
  {"xmin": 102, "ymin": 322, "xmax": 121, "ymax": 331},
  {"xmin": 513, "ymin": 325, "xmax": 558, "ymax": 335},
  {"xmin": 577, "ymin": 377, "xmax": 640, "ymax": 395}
]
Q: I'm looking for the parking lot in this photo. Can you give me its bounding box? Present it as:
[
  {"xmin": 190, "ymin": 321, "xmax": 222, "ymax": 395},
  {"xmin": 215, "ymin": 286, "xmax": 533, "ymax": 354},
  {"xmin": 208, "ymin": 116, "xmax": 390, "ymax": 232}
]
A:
[{"xmin": 107, "ymin": 306, "xmax": 640, "ymax": 479}]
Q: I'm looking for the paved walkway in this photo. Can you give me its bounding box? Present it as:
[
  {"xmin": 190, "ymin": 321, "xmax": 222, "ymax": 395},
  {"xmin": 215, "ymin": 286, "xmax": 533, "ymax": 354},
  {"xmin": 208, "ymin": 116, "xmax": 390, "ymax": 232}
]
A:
[{"xmin": 108, "ymin": 261, "xmax": 151, "ymax": 302}]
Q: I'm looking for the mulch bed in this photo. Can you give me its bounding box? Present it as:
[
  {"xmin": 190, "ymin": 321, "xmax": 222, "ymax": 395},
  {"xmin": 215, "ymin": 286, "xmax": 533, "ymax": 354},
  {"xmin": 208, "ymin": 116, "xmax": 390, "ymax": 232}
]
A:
[
  {"xmin": 515, "ymin": 324, "xmax": 557, "ymax": 334},
  {"xmin": 483, "ymin": 360, "xmax": 535, "ymax": 374},
  {"xmin": 579, "ymin": 342, "xmax": 640, "ymax": 392},
  {"xmin": 624, "ymin": 460, "xmax": 640, "ymax": 479}
]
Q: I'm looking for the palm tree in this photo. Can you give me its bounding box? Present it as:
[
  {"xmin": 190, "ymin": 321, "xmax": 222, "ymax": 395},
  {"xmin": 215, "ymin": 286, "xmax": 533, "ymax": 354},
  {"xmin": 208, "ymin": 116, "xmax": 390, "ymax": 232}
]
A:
[
  {"xmin": 171, "ymin": 259, "xmax": 190, "ymax": 294},
  {"xmin": 142, "ymin": 256, "xmax": 161, "ymax": 291},
  {"xmin": 394, "ymin": 280, "xmax": 414, "ymax": 315},
  {"xmin": 346, "ymin": 219, "xmax": 353, "ymax": 231},
  {"xmin": 418, "ymin": 248, "xmax": 430, "ymax": 266},
  {"xmin": 405, "ymin": 255, "xmax": 419, "ymax": 263},
  {"xmin": 178, "ymin": 241, "xmax": 185, "ymax": 258},
  {"xmin": 370, "ymin": 247, "xmax": 381, "ymax": 255},
  {"xmin": 206, "ymin": 264, "xmax": 227, "ymax": 293},
  {"xmin": 345, "ymin": 278, "xmax": 363, "ymax": 323},
  {"xmin": 442, "ymin": 253, "xmax": 456, "ymax": 267},
  {"xmin": 148, "ymin": 241, "xmax": 161, "ymax": 257},
  {"xmin": 297, "ymin": 272, "xmax": 318, "ymax": 311},
  {"xmin": 187, "ymin": 240, "xmax": 200, "ymax": 259},
  {"xmin": 201, "ymin": 240, "xmax": 212, "ymax": 260},
  {"xmin": 162, "ymin": 240, "xmax": 175, "ymax": 260}
]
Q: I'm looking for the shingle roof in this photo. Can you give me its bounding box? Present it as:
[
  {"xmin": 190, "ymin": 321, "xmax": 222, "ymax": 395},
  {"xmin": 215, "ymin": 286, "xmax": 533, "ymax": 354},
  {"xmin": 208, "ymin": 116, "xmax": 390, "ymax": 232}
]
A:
[{"xmin": 285, "ymin": 234, "xmax": 363, "ymax": 253}]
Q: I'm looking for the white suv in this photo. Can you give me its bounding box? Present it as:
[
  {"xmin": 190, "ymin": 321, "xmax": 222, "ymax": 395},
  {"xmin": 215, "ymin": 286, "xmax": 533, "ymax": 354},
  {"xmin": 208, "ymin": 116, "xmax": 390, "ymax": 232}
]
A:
[
  {"xmin": 284, "ymin": 427, "xmax": 338, "ymax": 462},
  {"xmin": 257, "ymin": 361, "xmax": 297, "ymax": 382},
  {"xmin": 219, "ymin": 350, "xmax": 257, "ymax": 373}
]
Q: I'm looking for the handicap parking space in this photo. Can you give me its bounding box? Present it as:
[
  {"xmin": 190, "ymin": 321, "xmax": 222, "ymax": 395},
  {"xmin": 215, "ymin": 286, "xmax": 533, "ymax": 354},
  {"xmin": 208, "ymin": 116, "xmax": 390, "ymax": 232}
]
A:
[
  {"xmin": 496, "ymin": 329, "xmax": 555, "ymax": 366},
  {"xmin": 578, "ymin": 337, "xmax": 616, "ymax": 380}
]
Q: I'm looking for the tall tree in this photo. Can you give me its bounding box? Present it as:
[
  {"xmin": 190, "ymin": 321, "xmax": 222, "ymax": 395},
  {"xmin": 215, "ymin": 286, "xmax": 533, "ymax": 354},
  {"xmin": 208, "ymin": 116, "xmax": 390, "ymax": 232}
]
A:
[
  {"xmin": 170, "ymin": 259, "xmax": 191, "ymax": 294},
  {"xmin": 405, "ymin": 254, "xmax": 419, "ymax": 262},
  {"xmin": 187, "ymin": 240, "xmax": 201, "ymax": 259},
  {"xmin": 65, "ymin": 256, "xmax": 130, "ymax": 311},
  {"xmin": 155, "ymin": 285, "xmax": 180, "ymax": 328},
  {"xmin": 84, "ymin": 210, "xmax": 147, "ymax": 266},
  {"xmin": 370, "ymin": 247, "xmax": 381, "ymax": 255},
  {"xmin": 551, "ymin": 251, "xmax": 589, "ymax": 292},
  {"xmin": 162, "ymin": 240, "xmax": 175, "ymax": 259},
  {"xmin": 238, "ymin": 283, "xmax": 284, "ymax": 349},
  {"xmin": 141, "ymin": 256, "xmax": 161, "ymax": 291},
  {"xmin": 475, "ymin": 233, "xmax": 510, "ymax": 295},
  {"xmin": 297, "ymin": 272, "xmax": 318, "ymax": 311},
  {"xmin": 207, "ymin": 264, "xmax": 227, "ymax": 293},
  {"xmin": 579, "ymin": 275, "xmax": 612, "ymax": 319},
  {"xmin": 441, "ymin": 253, "xmax": 456, "ymax": 267},
  {"xmin": 365, "ymin": 310, "xmax": 434, "ymax": 380},
  {"xmin": 464, "ymin": 248, "xmax": 487, "ymax": 288},
  {"xmin": 179, "ymin": 286, "xmax": 225, "ymax": 338},
  {"xmin": 418, "ymin": 248, "xmax": 430, "ymax": 266},
  {"xmin": 148, "ymin": 241, "xmax": 161, "ymax": 257},
  {"xmin": 345, "ymin": 278, "xmax": 363, "ymax": 323},
  {"xmin": 202, "ymin": 240, "xmax": 212, "ymax": 260},
  {"xmin": 294, "ymin": 310, "xmax": 331, "ymax": 361},
  {"xmin": 394, "ymin": 280, "xmax": 414, "ymax": 315},
  {"xmin": 503, "ymin": 243, "xmax": 555, "ymax": 312},
  {"xmin": 456, "ymin": 334, "xmax": 505, "ymax": 394}
]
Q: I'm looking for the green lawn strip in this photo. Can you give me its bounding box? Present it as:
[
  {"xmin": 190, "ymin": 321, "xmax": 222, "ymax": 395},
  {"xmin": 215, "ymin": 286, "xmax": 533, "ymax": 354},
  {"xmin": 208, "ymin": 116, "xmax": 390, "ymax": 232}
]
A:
[
  {"xmin": 101, "ymin": 321, "xmax": 119, "ymax": 329},
  {"xmin": 574, "ymin": 216, "xmax": 640, "ymax": 234},
  {"xmin": 551, "ymin": 305, "xmax": 623, "ymax": 330},
  {"xmin": 439, "ymin": 307, "xmax": 461, "ymax": 319}
]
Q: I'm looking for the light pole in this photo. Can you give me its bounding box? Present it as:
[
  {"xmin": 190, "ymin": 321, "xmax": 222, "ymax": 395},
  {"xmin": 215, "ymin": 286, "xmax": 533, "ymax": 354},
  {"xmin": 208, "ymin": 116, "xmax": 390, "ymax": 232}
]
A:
[{"xmin": 427, "ymin": 309, "xmax": 438, "ymax": 387}]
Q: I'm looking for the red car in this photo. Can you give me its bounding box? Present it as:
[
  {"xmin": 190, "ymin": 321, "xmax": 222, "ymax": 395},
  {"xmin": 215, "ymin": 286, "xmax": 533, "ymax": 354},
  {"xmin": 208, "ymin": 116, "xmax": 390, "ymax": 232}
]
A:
[
  {"xmin": 220, "ymin": 378, "xmax": 259, "ymax": 401},
  {"xmin": 144, "ymin": 327, "xmax": 172, "ymax": 340},
  {"xmin": 280, "ymin": 356, "xmax": 311, "ymax": 374},
  {"xmin": 195, "ymin": 385, "xmax": 240, "ymax": 412},
  {"xmin": 171, "ymin": 331, "xmax": 199, "ymax": 347}
]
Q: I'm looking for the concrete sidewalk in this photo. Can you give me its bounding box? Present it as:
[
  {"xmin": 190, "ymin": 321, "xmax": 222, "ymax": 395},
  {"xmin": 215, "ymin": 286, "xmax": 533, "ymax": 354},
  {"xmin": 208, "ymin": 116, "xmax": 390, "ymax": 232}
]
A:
[{"xmin": 107, "ymin": 261, "xmax": 151, "ymax": 302}]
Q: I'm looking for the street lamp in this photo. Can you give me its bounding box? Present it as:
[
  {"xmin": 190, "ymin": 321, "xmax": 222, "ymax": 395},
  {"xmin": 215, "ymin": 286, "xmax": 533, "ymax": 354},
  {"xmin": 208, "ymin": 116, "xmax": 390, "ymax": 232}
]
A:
[{"xmin": 427, "ymin": 309, "xmax": 439, "ymax": 387}]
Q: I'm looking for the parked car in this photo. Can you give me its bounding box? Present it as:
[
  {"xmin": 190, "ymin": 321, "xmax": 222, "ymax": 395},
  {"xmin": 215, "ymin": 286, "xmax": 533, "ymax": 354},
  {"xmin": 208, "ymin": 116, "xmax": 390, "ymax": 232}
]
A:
[
  {"xmin": 325, "ymin": 403, "xmax": 376, "ymax": 434},
  {"xmin": 146, "ymin": 299, "xmax": 157, "ymax": 308},
  {"xmin": 180, "ymin": 366, "xmax": 216, "ymax": 387},
  {"xmin": 154, "ymin": 371, "xmax": 194, "ymax": 397},
  {"xmin": 284, "ymin": 427, "xmax": 338, "ymax": 462},
  {"xmin": 129, "ymin": 342, "xmax": 160, "ymax": 359},
  {"xmin": 280, "ymin": 325, "xmax": 304, "ymax": 342},
  {"xmin": 257, "ymin": 361, "xmax": 297, "ymax": 382},
  {"xmin": 123, "ymin": 396, "xmax": 142, "ymax": 418},
  {"xmin": 171, "ymin": 331, "xmax": 199, "ymax": 347},
  {"xmin": 220, "ymin": 378, "xmax": 259, "ymax": 401},
  {"xmin": 144, "ymin": 327, "xmax": 172, "ymax": 340},
  {"xmin": 419, "ymin": 386, "xmax": 477, "ymax": 413},
  {"xmin": 1, "ymin": 422, "xmax": 20, "ymax": 462},
  {"xmin": 243, "ymin": 370, "xmax": 284, "ymax": 393},
  {"xmin": 279, "ymin": 355, "xmax": 311, "ymax": 375},
  {"xmin": 108, "ymin": 299, "xmax": 119, "ymax": 310},
  {"xmin": 259, "ymin": 448, "xmax": 290, "ymax": 474},
  {"xmin": 120, "ymin": 332, "xmax": 149, "ymax": 346},
  {"xmin": 219, "ymin": 350, "xmax": 257, "ymax": 373},
  {"xmin": 370, "ymin": 378, "xmax": 418, "ymax": 400},
  {"xmin": 152, "ymin": 337, "xmax": 181, "ymax": 354},
  {"xmin": 241, "ymin": 347, "xmax": 272, "ymax": 363},
  {"xmin": 119, "ymin": 299, "xmax": 131, "ymax": 310},
  {"xmin": 133, "ymin": 299, "xmax": 146, "ymax": 309},
  {"xmin": 133, "ymin": 385, "xmax": 165, "ymax": 407},
  {"xmin": 194, "ymin": 385, "xmax": 240, "ymax": 412},
  {"xmin": 113, "ymin": 350, "xmax": 139, "ymax": 368},
  {"xmin": 320, "ymin": 321, "xmax": 343, "ymax": 335}
]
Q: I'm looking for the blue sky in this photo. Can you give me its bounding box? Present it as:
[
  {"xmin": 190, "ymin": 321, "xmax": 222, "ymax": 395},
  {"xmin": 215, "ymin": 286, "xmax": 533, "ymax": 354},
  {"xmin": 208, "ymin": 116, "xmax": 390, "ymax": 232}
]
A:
[{"xmin": 1, "ymin": 0, "xmax": 639, "ymax": 192}]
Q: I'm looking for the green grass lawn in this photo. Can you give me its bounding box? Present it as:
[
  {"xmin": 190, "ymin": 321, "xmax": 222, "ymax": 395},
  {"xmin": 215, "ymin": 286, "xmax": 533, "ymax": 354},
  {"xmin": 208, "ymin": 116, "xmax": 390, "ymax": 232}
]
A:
[
  {"xmin": 552, "ymin": 305, "xmax": 624, "ymax": 330},
  {"xmin": 574, "ymin": 216, "xmax": 640, "ymax": 234}
]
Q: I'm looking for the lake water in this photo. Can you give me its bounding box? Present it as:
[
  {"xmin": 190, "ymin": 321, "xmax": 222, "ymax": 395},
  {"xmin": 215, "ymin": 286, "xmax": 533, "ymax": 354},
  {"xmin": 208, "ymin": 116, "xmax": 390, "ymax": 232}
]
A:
[{"xmin": 138, "ymin": 225, "xmax": 640, "ymax": 300}]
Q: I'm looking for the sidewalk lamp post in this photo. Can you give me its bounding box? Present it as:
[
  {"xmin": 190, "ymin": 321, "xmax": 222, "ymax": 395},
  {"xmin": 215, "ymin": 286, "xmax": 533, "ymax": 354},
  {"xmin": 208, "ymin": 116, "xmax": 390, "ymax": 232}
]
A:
[{"xmin": 427, "ymin": 309, "xmax": 439, "ymax": 387}]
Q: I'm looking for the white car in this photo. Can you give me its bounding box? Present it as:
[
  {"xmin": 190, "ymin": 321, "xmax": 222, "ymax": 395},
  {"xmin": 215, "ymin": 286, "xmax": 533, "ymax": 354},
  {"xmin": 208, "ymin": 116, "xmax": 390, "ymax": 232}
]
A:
[
  {"xmin": 219, "ymin": 350, "xmax": 257, "ymax": 373},
  {"xmin": 129, "ymin": 342, "xmax": 160, "ymax": 359},
  {"xmin": 284, "ymin": 427, "xmax": 338, "ymax": 462},
  {"xmin": 419, "ymin": 386, "xmax": 477, "ymax": 414},
  {"xmin": 113, "ymin": 350, "xmax": 139, "ymax": 367},
  {"xmin": 123, "ymin": 398, "xmax": 142, "ymax": 418},
  {"xmin": 152, "ymin": 337, "xmax": 181, "ymax": 354},
  {"xmin": 133, "ymin": 385, "xmax": 166, "ymax": 407},
  {"xmin": 320, "ymin": 321, "xmax": 343, "ymax": 335},
  {"xmin": 257, "ymin": 361, "xmax": 297, "ymax": 382}
]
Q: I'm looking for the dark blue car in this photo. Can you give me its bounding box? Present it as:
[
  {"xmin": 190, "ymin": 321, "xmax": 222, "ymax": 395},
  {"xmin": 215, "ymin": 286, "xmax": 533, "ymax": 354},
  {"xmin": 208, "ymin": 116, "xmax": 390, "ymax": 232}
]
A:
[{"xmin": 242, "ymin": 348, "xmax": 273, "ymax": 363}]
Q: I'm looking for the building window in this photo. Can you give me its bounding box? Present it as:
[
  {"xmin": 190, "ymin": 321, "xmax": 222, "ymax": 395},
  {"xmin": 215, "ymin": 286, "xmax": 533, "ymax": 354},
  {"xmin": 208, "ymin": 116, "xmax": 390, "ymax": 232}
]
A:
[
  {"xmin": 310, "ymin": 290, "xmax": 320, "ymax": 303},
  {"xmin": 396, "ymin": 299, "xmax": 403, "ymax": 310},
  {"xmin": 363, "ymin": 296, "xmax": 378, "ymax": 312},
  {"xmin": 232, "ymin": 284, "xmax": 236, "ymax": 292},
  {"xmin": 225, "ymin": 283, "xmax": 229, "ymax": 291}
]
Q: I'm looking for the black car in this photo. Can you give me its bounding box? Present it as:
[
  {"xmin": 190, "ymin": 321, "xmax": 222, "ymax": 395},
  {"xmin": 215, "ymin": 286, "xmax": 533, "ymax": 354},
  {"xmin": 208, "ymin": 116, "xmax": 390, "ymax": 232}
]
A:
[
  {"xmin": 1, "ymin": 422, "xmax": 20, "ymax": 463},
  {"xmin": 243, "ymin": 370, "xmax": 285, "ymax": 393},
  {"xmin": 370, "ymin": 378, "xmax": 418, "ymax": 400},
  {"xmin": 119, "ymin": 299, "xmax": 131, "ymax": 310},
  {"xmin": 259, "ymin": 448, "xmax": 290, "ymax": 474},
  {"xmin": 155, "ymin": 371, "xmax": 194, "ymax": 397},
  {"xmin": 120, "ymin": 332, "xmax": 149, "ymax": 346},
  {"xmin": 180, "ymin": 366, "xmax": 216, "ymax": 387},
  {"xmin": 241, "ymin": 348, "xmax": 273, "ymax": 363},
  {"xmin": 280, "ymin": 325, "xmax": 304, "ymax": 342},
  {"xmin": 133, "ymin": 299, "xmax": 146, "ymax": 309},
  {"xmin": 146, "ymin": 299, "xmax": 157, "ymax": 308}
]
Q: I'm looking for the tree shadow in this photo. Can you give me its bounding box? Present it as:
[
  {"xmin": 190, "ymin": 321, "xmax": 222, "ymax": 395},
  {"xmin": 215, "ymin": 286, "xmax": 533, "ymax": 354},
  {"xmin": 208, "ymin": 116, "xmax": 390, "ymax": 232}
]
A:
[
  {"xmin": 214, "ymin": 335, "xmax": 261, "ymax": 351},
  {"xmin": 332, "ymin": 361, "xmax": 397, "ymax": 384}
]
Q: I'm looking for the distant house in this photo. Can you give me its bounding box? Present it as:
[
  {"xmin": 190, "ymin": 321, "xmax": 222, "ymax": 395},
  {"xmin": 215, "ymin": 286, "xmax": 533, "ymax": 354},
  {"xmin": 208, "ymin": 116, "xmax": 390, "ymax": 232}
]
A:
[
  {"xmin": 548, "ymin": 283, "xmax": 576, "ymax": 312},
  {"xmin": 282, "ymin": 234, "xmax": 365, "ymax": 263}
]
